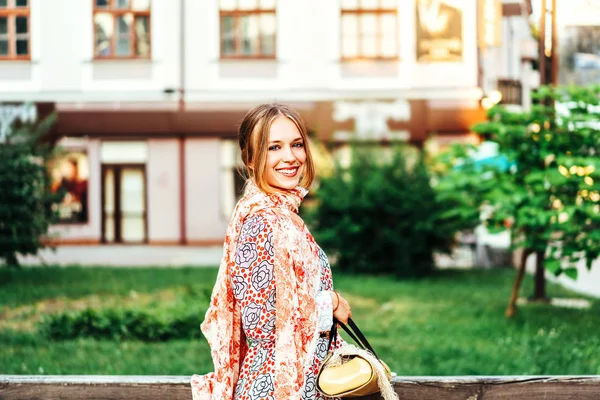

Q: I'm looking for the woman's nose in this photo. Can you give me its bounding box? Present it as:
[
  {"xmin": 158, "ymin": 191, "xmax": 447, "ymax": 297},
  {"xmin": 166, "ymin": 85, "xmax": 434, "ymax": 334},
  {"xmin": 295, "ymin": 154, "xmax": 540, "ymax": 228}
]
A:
[{"xmin": 282, "ymin": 145, "xmax": 295, "ymax": 162}]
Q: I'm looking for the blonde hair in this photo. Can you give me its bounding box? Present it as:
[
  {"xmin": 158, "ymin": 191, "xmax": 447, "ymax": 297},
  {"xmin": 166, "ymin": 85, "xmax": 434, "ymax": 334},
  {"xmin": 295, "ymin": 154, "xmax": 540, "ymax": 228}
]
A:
[{"xmin": 239, "ymin": 103, "xmax": 315, "ymax": 193}]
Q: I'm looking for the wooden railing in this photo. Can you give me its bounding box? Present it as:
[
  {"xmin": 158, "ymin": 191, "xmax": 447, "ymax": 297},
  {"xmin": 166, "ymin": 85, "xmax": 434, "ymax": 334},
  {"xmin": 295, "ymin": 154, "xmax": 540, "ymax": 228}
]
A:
[{"xmin": 2, "ymin": 375, "xmax": 600, "ymax": 399}]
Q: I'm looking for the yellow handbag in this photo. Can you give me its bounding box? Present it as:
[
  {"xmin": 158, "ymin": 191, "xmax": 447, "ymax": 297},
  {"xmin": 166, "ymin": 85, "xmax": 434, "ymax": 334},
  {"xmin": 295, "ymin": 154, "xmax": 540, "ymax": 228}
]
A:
[{"xmin": 316, "ymin": 318, "xmax": 397, "ymax": 399}]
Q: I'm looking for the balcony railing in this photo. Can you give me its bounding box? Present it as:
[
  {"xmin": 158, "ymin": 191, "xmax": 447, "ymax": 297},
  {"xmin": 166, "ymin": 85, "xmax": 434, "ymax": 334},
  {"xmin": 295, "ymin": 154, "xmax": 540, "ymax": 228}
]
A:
[{"xmin": 498, "ymin": 78, "xmax": 523, "ymax": 106}]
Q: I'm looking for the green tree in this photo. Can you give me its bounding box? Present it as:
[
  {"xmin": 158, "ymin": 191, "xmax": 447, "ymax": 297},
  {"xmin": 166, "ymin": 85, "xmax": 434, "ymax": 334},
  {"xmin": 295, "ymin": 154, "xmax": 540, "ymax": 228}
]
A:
[
  {"xmin": 0, "ymin": 113, "xmax": 60, "ymax": 267},
  {"xmin": 304, "ymin": 145, "xmax": 455, "ymax": 279},
  {"xmin": 433, "ymin": 85, "xmax": 600, "ymax": 317}
]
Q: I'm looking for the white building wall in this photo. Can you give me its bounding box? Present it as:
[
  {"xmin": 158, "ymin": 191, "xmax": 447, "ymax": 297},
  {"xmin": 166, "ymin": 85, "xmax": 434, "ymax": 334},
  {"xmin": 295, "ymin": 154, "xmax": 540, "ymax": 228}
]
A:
[
  {"xmin": 331, "ymin": 0, "xmax": 478, "ymax": 91},
  {"xmin": 0, "ymin": 0, "xmax": 483, "ymax": 103},
  {"xmin": 184, "ymin": 138, "xmax": 228, "ymax": 243},
  {"xmin": 483, "ymin": 14, "xmax": 534, "ymax": 92},
  {"xmin": 147, "ymin": 139, "xmax": 181, "ymax": 244},
  {"xmin": 185, "ymin": 0, "xmax": 480, "ymax": 102},
  {"xmin": 500, "ymin": 16, "xmax": 528, "ymax": 79},
  {"xmin": 0, "ymin": 0, "xmax": 180, "ymax": 103},
  {"xmin": 79, "ymin": 0, "xmax": 180, "ymax": 99},
  {"xmin": 184, "ymin": 0, "xmax": 217, "ymax": 96},
  {"xmin": 39, "ymin": 0, "xmax": 84, "ymax": 93}
]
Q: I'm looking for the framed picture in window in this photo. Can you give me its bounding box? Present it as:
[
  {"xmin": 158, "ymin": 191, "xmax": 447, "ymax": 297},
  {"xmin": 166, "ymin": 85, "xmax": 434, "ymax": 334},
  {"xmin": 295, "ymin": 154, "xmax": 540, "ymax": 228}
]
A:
[
  {"xmin": 49, "ymin": 152, "xmax": 89, "ymax": 223},
  {"xmin": 416, "ymin": 0, "xmax": 463, "ymax": 62}
]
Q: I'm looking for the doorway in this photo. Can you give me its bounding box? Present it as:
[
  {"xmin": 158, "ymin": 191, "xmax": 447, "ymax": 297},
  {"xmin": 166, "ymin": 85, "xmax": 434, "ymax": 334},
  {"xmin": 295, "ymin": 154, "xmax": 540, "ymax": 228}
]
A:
[{"xmin": 101, "ymin": 164, "xmax": 147, "ymax": 244}]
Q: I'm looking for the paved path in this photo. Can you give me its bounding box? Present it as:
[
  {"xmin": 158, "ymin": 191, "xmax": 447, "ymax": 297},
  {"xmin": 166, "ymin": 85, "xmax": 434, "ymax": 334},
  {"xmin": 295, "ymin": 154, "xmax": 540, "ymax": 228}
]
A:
[{"xmin": 18, "ymin": 245, "xmax": 223, "ymax": 267}]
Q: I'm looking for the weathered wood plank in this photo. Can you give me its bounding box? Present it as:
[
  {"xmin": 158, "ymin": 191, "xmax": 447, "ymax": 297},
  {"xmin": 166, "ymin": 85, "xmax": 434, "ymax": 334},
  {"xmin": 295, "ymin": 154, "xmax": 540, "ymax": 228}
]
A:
[
  {"xmin": 0, "ymin": 376, "xmax": 191, "ymax": 400},
  {"xmin": 393, "ymin": 376, "xmax": 600, "ymax": 400},
  {"xmin": 1, "ymin": 375, "xmax": 599, "ymax": 400}
]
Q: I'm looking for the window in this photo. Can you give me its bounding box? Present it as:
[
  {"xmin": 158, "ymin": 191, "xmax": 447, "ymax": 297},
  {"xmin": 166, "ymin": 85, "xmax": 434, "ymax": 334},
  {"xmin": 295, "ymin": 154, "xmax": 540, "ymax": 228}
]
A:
[
  {"xmin": 220, "ymin": 0, "xmax": 276, "ymax": 59},
  {"xmin": 341, "ymin": 0, "xmax": 398, "ymax": 60},
  {"xmin": 93, "ymin": 0, "xmax": 151, "ymax": 59},
  {"xmin": 0, "ymin": 0, "xmax": 30, "ymax": 60}
]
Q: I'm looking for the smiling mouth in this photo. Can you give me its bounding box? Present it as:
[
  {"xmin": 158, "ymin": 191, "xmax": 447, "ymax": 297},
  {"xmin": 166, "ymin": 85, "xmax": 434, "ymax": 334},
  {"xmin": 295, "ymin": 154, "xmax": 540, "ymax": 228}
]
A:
[{"xmin": 276, "ymin": 167, "xmax": 299, "ymax": 177}]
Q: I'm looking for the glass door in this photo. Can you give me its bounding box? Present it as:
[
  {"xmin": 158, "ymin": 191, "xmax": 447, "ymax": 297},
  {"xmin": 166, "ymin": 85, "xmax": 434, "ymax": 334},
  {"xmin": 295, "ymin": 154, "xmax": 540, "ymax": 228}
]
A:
[
  {"xmin": 120, "ymin": 167, "xmax": 146, "ymax": 242},
  {"xmin": 102, "ymin": 164, "xmax": 147, "ymax": 243},
  {"xmin": 103, "ymin": 168, "xmax": 116, "ymax": 243}
]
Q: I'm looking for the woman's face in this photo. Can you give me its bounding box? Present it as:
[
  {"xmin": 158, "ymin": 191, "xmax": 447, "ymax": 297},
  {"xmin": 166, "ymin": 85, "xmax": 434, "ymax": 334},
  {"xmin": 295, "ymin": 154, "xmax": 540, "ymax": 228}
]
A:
[{"xmin": 264, "ymin": 116, "xmax": 306, "ymax": 190}]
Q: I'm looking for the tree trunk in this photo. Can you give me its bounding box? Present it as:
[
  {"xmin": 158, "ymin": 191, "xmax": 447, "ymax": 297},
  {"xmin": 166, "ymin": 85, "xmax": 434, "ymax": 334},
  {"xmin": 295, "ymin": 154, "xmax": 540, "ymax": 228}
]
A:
[
  {"xmin": 505, "ymin": 248, "xmax": 531, "ymax": 318},
  {"xmin": 4, "ymin": 253, "xmax": 20, "ymax": 268},
  {"xmin": 531, "ymin": 250, "xmax": 550, "ymax": 302}
]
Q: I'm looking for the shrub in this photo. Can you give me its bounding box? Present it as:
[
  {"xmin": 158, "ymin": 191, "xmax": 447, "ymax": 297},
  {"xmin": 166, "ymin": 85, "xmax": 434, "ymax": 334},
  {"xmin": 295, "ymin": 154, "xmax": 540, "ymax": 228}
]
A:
[
  {"xmin": 304, "ymin": 145, "xmax": 455, "ymax": 278},
  {"xmin": 0, "ymin": 113, "xmax": 61, "ymax": 267},
  {"xmin": 39, "ymin": 306, "xmax": 207, "ymax": 342}
]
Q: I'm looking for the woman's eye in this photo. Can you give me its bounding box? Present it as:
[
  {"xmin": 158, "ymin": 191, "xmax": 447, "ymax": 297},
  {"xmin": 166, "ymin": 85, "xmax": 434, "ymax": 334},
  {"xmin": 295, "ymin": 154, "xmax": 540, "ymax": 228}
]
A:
[
  {"xmin": 268, "ymin": 145, "xmax": 280, "ymax": 151},
  {"xmin": 293, "ymin": 142, "xmax": 304, "ymax": 148}
]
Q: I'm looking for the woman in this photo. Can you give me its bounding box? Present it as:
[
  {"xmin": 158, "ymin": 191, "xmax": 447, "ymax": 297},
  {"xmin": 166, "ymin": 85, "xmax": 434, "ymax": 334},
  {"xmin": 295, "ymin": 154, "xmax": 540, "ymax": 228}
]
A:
[{"xmin": 191, "ymin": 104, "xmax": 351, "ymax": 399}]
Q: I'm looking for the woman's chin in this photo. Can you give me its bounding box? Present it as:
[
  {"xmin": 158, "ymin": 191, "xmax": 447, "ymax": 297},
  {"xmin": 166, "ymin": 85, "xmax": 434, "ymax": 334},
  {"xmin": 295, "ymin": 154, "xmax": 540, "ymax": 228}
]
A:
[{"xmin": 271, "ymin": 178, "xmax": 300, "ymax": 190}]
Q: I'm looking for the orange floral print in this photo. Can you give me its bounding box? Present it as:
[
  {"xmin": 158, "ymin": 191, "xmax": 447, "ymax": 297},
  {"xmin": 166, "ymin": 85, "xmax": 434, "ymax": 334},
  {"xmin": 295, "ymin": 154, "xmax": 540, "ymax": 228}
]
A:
[{"xmin": 191, "ymin": 181, "xmax": 340, "ymax": 400}]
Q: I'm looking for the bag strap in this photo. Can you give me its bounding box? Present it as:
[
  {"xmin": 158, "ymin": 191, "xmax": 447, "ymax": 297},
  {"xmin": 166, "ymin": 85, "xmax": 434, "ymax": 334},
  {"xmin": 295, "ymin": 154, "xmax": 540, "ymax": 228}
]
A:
[
  {"xmin": 337, "ymin": 319, "xmax": 361, "ymax": 346},
  {"xmin": 327, "ymin": 318, "xmax": 381, "ymax": 360},
  {"xmin": 340, "ymin": 318, "xmax": 380, "ymax": 360},
  {"xmin": 326, "ymin": 318, "xmax": 338, "ymax": 352}
]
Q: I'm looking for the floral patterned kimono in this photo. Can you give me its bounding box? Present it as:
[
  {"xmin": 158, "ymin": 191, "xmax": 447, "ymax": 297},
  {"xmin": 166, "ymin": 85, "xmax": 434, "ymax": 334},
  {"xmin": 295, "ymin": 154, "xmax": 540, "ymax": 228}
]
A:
[{"xmin": 191, "ymin": 181, "xmax": 341, "ymax": 400}]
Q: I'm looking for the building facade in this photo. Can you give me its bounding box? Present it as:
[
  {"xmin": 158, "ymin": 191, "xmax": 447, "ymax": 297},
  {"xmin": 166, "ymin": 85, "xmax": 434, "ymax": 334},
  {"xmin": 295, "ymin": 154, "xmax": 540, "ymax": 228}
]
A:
[{"xmin": 0, "ymin": 0, "xmax": 529, "ymax": 245}]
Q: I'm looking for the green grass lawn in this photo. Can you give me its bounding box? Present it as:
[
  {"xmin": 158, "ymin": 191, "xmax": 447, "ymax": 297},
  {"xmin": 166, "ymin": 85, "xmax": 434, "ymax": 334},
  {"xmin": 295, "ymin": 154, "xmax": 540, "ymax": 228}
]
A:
[{"xmin": 1, "ymin": 266, "xmax": 599, "ymax": 376}]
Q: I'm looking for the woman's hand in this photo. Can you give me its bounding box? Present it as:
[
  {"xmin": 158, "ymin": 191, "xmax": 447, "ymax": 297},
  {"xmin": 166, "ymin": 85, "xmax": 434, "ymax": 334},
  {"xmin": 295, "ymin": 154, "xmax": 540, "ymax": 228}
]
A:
[{"xmin": 330, "ymin": 290, "xmax": 351, "ymax": 325}]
